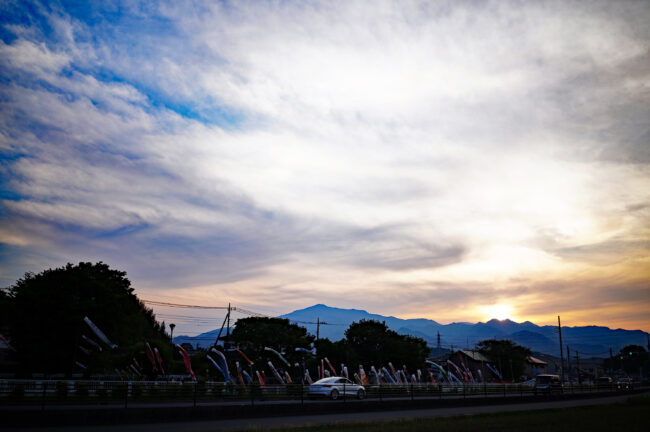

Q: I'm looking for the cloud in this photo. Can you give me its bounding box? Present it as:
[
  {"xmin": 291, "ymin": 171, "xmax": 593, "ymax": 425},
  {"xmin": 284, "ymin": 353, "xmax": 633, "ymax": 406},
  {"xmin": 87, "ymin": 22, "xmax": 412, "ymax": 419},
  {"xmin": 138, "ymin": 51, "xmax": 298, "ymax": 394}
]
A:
[{"xmin": 1, "ymin": 0, "xmax": 649, "ymax": 334}]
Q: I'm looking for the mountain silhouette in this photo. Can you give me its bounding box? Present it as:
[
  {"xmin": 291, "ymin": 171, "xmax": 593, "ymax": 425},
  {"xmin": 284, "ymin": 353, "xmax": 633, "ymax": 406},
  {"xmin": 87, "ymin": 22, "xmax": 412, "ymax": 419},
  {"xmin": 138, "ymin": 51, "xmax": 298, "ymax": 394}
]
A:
[{"xmin": 175, "ymin": 304, "xmax": 648, "ymax": 357}]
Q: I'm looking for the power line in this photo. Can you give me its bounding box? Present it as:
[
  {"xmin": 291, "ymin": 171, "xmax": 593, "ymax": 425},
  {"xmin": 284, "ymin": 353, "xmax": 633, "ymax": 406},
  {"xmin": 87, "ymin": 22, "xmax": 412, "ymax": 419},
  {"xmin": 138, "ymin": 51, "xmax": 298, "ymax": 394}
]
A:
[
  {"xmin": 155, "ymin": 313, "xmax": 225, "ymax": 321},
  {"xmin": 142, "ymin": 300, "xmax": 230, "ymax": 310},
  {"xmin": 145, "ymin": 299, "xmax": 347, "ymax": 326},
  {"xmin": 142, "ymin": 299, "xmax": 267, "ymax": 317}
]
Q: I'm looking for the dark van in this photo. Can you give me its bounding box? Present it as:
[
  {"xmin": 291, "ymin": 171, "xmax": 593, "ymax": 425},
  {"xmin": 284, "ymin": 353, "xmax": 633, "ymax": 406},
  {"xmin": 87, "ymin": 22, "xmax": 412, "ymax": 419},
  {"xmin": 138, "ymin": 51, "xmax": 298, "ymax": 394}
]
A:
[{"xmin": 534, "ymin": 374, "xmax": 562, "ymax": 395}]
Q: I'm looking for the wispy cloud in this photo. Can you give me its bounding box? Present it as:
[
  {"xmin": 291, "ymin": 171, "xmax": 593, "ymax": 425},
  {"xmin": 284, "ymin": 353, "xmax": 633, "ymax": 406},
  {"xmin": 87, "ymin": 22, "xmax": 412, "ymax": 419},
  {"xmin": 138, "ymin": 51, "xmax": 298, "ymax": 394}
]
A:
[{"xmin": 1, "ymin": 0, "xmax": 649, "ymax": 334}]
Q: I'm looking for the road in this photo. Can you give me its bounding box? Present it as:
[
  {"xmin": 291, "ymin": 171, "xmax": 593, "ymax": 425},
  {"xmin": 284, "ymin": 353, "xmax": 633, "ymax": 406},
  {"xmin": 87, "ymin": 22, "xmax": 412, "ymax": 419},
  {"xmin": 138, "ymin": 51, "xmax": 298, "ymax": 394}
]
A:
[
  {"xmin": 5, "ymin": 391, "xmax": 646, "ymax": 432},
  {"xmin": 2, "ymin": 385, "xmax": 620, "ymax": 411}
]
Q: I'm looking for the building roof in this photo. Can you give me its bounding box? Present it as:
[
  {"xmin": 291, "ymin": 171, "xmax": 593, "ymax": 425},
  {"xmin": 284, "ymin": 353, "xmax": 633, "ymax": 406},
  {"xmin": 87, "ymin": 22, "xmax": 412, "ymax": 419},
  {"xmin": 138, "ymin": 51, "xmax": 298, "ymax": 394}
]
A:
[
  {"xmin": 458, "ymin": 349, "xmax": 490, "ymax": 362},
  {"xmin": 526, "ymin": 355, "xmax": 548, "ymax": 365}
]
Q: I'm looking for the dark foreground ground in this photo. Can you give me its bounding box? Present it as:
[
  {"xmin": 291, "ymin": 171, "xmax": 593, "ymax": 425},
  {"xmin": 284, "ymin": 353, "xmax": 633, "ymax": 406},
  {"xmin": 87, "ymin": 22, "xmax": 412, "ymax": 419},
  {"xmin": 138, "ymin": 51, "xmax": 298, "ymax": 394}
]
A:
[
  {"xmin": 4, "ymin": 392, "xmax": 648, "ymax": 432},
  {"xmin": 240, "ymin": 395, "xmax": 650, "ymax": 432}
]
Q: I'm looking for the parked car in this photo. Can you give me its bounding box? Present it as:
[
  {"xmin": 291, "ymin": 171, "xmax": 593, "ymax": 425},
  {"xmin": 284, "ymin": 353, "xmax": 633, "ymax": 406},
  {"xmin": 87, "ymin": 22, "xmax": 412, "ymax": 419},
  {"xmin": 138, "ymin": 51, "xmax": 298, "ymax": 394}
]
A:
[
  {"xmin": 616, "ymin": 377, "xmax": 633, "ymax": 390},
  {"xmin": 307, "ymin": 377, "xmax": 365, "ymax": 400},
  {"xmin": 534, "ymin": 374, "xmax": 562, "ymax": 395}
]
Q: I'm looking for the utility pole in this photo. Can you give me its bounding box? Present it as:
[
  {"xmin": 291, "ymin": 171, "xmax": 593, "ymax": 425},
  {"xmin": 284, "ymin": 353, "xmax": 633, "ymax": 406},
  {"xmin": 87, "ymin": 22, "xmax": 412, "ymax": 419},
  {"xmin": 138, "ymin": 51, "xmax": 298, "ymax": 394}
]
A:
[
  {"xmin": 226, "ymin": 303, "xmax": 231, "ymax": 338},
  {"xmin": 316, "ymin": 318, "xmax": 320, "ymax": 341},
  {"xmin": 566, "ymin": 345, "xmax": 571, "ymax": 381},
  {"xmin": 437, "ymin": 332, "xmax": 441, "ymax": 349},
  {"xmin": 225, "ymin": 303, "xmax": 231, "ymax": 349},
  {"xmin": 575, "ymin": 350, "xmax": 581, "ymax": 384},
  {"xmin": 214, "ymin": 305, "xmax": 231, "ymax": 348},
  {"xmin": 558, "ymin": 316, "xmax": 565, "ymax": 383}
]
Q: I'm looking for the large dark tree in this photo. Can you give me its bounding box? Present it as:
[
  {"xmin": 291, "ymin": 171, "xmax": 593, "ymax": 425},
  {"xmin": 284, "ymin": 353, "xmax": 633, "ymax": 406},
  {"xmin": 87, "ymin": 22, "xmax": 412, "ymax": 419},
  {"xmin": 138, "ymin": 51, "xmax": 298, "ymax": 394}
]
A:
[
  {"xmin": 314, "ymin": 338, "xmax": 352, "ymax": 372},
  {"xmin": 345, "ymin": 320, "xmax": 392, "ymax": 366},
  {"xmin": 4, "ymin": 262, "xmax": 169, "ymax": 377},
  {"xmin": 0, "ymin": 288, "xmax": 9, "ymax": 333},
  {"xmin": 345, "ymin": 320, "xmax": 429, "ymax": 371},
  {"xmin": 603, "ymin": 345, "xmax": 649, "ymax": 376},
  {"xmin": 477, "ymin": 339, "xmax": 532, "ymax": 381},
  {"xmin": 230, "ymin": 317, "xmax": 315, "ymax": 379}
]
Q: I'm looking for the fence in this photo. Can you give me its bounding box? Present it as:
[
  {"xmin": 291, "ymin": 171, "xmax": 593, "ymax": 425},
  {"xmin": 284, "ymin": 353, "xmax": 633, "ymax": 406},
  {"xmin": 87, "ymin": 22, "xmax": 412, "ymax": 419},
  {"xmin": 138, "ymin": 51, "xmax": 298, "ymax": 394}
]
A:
[{"xmin": 0, "ymin": 379, "xmax": 641, "ymax": 409}]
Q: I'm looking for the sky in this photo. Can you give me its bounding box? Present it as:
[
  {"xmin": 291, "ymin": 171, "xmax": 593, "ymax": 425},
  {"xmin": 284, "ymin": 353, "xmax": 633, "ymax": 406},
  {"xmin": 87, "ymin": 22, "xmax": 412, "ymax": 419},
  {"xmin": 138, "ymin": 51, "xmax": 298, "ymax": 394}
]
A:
[{"xmin": 1, "ymin": 0, "xmax": 649, "ymax": 337}]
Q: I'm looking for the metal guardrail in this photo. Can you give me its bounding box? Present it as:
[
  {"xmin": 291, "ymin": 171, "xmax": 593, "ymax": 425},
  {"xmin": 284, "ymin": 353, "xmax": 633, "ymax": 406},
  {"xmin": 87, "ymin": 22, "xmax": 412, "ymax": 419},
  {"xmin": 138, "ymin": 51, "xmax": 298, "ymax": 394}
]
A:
[{"xmin": 0, "ymin": 379, "xmax": 642, "ymax": 409}]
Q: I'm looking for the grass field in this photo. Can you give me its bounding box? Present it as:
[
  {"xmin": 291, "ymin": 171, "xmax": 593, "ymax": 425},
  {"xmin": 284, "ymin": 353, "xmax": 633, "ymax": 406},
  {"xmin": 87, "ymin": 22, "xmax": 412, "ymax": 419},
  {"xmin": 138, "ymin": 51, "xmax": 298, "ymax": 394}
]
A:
[{"xmin": 237, "ymin": 396, "xmax": 650, "ymax": 432}]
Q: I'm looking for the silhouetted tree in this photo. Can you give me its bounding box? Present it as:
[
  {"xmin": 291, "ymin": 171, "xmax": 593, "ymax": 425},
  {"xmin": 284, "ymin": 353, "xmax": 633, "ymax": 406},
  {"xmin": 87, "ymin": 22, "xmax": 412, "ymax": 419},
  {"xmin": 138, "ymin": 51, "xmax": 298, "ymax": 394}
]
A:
[
  {"xmin": 477, "ymin": 339, "xmax": 531, "ymax": 381},
  {"xmin": 5, "ymin": 262, "xmax": 169, "ymax": 377},
  {"xmin": 604, "ymin": 345, "xmax": 649, "ymax": 376},
  {"xmin": 314, "ymin": 338, "xmax": 352, "ymax": 372},
  {"xmin": 0, "ymin": 289, "xmax": 9, "ymax": 332},
  {"xmin": 345, "ymin": 319, "xmax": 429, "ymax": 371},
  {"xmin": 230, "ymin": 317, "xmax": 315, "ymax": 380}
]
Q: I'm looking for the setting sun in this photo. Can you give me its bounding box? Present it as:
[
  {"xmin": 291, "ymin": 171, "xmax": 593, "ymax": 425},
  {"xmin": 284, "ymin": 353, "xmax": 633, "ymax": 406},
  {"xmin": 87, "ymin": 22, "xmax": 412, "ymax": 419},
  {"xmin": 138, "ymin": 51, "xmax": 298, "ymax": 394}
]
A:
[{"xmin": 482, "ymin": 304, "xmax": 514, "ymax": 321}]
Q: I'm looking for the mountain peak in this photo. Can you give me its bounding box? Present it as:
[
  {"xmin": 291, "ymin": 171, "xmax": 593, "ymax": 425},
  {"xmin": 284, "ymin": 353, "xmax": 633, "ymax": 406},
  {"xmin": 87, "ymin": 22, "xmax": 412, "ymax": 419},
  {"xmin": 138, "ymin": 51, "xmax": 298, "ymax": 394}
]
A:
[
  {"xmin": 291, "ymin": 303, "xmax": 376, "ymax": 316},
  {"xmin": 487, "ymin": 318, "xmax": 516, "ymax": 324},
  {"xmin": 304, "ymin": 303, "xmax": 329, "ymax": 309}
]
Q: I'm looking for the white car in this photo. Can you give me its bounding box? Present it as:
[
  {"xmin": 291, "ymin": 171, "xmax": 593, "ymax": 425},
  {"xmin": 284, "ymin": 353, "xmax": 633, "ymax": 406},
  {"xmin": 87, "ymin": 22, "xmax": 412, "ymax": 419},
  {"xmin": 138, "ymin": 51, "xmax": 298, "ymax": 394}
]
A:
[{"xmin": 307, "ymin": 377, "xmax": 366, "ymax": 400}]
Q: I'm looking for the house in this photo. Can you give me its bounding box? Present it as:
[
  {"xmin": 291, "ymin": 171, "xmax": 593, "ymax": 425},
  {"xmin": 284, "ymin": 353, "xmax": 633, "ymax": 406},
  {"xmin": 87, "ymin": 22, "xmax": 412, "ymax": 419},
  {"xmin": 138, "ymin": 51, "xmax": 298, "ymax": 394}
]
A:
[{"xmin": 524, "ymin": 355, "xmax": 548, "ymax": 377}]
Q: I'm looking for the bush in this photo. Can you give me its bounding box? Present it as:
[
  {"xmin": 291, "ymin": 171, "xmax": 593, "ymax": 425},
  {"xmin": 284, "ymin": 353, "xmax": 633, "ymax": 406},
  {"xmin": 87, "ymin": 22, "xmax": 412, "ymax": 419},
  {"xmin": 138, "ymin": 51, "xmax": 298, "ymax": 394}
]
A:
[
  {"xmin": 286, "ymin": 383, "xmax": 303, "ymax": 397},
  {"xmin": 148, "ymin": 383, "xmax": 159, "ymax": 398},
  {"xmin": 56, "ymin": 381, "xmax": 68, "ymax": 399},
  {"xmin": 9, "ymin": 384, "xmax": 24, "ymax": 400},
  {"xmin": 234, "ymin": 383, "xmax": 246, "ymax": 396},
  {"xmin": 250, "ymin": 382, "xmax": 262, "ymax": 399},
  {"xmin": 211, "ymin": 382, "xmax": 225, "ymax": 399},
  {"xmin": 164, "ymin": 382, "xmax": 179, "ymax": 399},
  {"xmin": 112, "ymin": 382, "xmax": 127, "ymax": 400},
  {"xmin": 131, "ymin": 382, "xmax": 143, "ymax": 399},
  {"xmin": 196, "ymin": 378, "xmax": 207, "ymax": 396},
  {"xmin": 182, "ymin": 381, "xmax": 195, "ymax": 399},
  {"xmin": 75, "ymin": 381, "xmax": 89, "ymax": 398},
  {"xmin": 96, "ymin": 384, "xmax": 107, "ymax": 399}
]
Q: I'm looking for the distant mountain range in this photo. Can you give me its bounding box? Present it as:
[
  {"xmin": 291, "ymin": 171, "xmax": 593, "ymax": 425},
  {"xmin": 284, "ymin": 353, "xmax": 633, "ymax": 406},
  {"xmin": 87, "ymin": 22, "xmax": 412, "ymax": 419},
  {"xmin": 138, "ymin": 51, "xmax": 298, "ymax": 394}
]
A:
[{"xmin": 174, "ymin": 304, "xmax": 648, "ymax": 357}]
